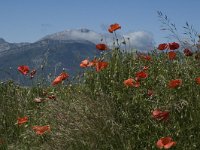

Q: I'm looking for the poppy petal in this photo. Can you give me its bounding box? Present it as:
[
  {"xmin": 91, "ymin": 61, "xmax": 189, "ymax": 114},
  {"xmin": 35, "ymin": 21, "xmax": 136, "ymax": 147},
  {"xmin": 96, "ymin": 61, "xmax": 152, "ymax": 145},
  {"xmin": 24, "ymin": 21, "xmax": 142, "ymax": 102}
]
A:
[
  {"xmin": 168, "ymin": 42, "xmax": 179, "ymax": 50},
  {"xmin": 96, "ymin": 43, "xmax": 108, "ymax": 51},
  {"xmin": 17, "ymin": 116, "xmax": 28, "ymax": 126},
  {"xmin": 164, "ymin": 141, "xmax": 176, "ymax": 149},
  {"xmin": 183, "ymin": 48, "xmax": 193, "ymax": 56},
  {"xmin": 95, "ymin": 61, "xmax": 108, "ymax": 72},
  {"xmin": 168, "ymin": 51, "xmax": 176, "ymax": 60},
  {"xmin": 158, "ymin": 43, "xmax": 168, "ymax": 50},
  {"xmin": 32, "ymin": 125, "xmax": 50, "ymax": 135},
  {"xmin": 156, "ymin": 137, "xmax": 176, "ymax": 149},
  {"xmin": 196, "ymin": 77, "xmax": 200, "ymax": 84},
  {"xmin": 108, "ymin": 23, "xmax": 121, "ymax": 33},
  {"xmin": 52, "ymin": 72, "xmax": 69, "ymax": 85},
  {"xmin": 18, "ymin": 65, "xmax": 30, "ymax": 75},
  {"xmin": 168, "ymin": 79, "xmax": 182, "ymax": 88}
]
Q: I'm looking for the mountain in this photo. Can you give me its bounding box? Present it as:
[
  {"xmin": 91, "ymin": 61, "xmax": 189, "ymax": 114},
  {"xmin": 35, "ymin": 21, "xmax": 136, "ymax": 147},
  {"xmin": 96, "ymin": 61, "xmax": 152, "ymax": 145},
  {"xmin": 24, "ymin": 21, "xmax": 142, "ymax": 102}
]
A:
[
  {"xmin": 0, "ymin": 30, "xmax": 100, "ymax": 85},
  {"xmin": 41, "ymin": 28, "xmax": 102, "ymax": 43},
  {"xmin": 0, "ymin": 38, "xmax": 6, "ymax": 44},
  {"xmin": 0, "ymin": 38, "xmax": 30, "ymax": 54},
  {"xmin": 0, "ymin": 28, "xmax": 157, "ymax": 85}
]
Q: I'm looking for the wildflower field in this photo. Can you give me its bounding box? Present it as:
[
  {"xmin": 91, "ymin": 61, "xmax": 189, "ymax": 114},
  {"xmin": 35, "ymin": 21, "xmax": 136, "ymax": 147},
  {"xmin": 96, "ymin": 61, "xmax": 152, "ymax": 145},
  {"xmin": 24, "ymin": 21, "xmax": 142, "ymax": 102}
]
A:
[{"xmin": 1, "ymin": 16, "xmax": 200, "ymax": 149}]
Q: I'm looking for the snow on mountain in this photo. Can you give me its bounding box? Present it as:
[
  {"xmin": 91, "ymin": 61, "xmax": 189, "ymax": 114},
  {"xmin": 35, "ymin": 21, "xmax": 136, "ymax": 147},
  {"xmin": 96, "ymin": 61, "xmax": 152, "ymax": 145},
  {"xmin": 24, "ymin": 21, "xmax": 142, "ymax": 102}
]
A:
[
  {"xmin": 41, "ymin": 28, "xmax": 103, "ymax": 44},
  {"xmin": 42, "ymin": 28, "xmax": 155, "ymax": 51},
  {"xmin": 1, "ymin": 28, "xmax": 155, "ymax": 54}
]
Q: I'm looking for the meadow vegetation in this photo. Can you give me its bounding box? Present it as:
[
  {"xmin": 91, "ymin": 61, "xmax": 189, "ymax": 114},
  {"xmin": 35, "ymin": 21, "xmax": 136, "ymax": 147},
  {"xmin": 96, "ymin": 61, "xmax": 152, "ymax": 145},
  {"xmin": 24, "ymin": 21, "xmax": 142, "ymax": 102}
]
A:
[{"xmin": 1, "ymin": 14, "xmax": 200, "ymax": 149}]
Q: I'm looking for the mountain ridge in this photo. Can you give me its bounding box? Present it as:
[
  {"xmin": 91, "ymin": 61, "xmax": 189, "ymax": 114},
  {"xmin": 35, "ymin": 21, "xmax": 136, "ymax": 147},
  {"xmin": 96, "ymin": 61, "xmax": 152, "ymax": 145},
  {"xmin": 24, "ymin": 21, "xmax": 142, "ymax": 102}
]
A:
[{"xmin": 0, "ymin": 29, "xmax": 100, "ymax": 84}]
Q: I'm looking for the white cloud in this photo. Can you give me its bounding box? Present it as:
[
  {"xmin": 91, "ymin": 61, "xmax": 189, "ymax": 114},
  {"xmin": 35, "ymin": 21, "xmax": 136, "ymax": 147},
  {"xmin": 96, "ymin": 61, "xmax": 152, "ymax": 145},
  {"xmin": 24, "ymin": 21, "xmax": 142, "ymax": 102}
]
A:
[
  {"xmin": 123, "ymin": 31, "xmax": 155, "ymax": 52},
  {"xmin": 44, "ymin": 28, "xmax": 103, "ymax": 43},
  {"xmin": 44, "ymin": 29, "xmax": 155, "ymax": 52}
]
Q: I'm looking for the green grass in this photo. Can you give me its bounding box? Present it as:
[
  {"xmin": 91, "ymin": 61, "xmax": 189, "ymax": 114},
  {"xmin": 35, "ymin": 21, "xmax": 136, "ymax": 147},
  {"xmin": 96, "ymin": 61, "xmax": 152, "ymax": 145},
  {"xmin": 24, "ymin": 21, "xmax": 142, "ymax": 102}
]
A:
[{"xmin": 1, "ymin": 46, "xmax": 200, "ymax": 149}]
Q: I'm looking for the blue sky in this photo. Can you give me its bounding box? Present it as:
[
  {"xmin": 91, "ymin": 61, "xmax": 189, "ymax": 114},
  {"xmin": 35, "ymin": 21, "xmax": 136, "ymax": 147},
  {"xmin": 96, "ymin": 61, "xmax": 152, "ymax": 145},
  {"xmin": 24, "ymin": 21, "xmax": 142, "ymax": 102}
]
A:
[{"xmin": 0, "ymin": 0, "xmax": 200, "ymax": 45}]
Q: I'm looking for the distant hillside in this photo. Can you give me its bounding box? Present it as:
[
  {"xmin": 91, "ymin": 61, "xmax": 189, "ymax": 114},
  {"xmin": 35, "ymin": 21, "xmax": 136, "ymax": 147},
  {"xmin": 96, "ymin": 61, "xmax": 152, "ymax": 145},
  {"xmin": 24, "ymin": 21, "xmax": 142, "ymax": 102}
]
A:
[
  {"xmin": 0, "ymin": 28, "xmax": 156, "ymax": 84},
  {"xmin": 0, "ymin": 37, "xmax": 99, "ymax": 85}
]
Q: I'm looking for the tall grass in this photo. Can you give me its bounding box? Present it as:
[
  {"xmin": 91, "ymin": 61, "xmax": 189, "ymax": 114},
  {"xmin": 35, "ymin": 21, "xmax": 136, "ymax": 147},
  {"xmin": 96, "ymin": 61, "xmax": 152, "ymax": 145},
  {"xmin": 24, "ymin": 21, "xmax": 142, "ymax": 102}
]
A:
[
  {"xmin": 1, "ymin": 45, "xmax": 200, "ymax": 149},
  {"xmin": 1, "ymin": 15, "xmax": 200, "ymax": 149}
]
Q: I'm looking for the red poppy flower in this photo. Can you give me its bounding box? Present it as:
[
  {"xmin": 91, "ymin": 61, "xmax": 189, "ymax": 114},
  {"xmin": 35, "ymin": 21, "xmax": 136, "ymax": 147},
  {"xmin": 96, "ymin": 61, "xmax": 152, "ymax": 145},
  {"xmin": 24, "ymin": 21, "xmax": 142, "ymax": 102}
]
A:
[
  {"xmin": 156, "ymin": 137, "xmax": 176, "ymax": 149},
  {"xmin": 80, "ymin": 59, "xmax": 90, "ymax": 68},
  {"xmin": 168, "ymin": 42, "xmax": 179, "ymax": 50},
  {"xmin": 48, "ymin": 95, "xmax": 56, "ymax": 100},
  {"xmin": 30, "ymin": 69, "xmax": 37, "ymax": 78},
  {"xmin": 158, "ymin": 43, "xmax": 168, "ymax": 50},
  {"xmin": 108, "ymin": 23, "xmax": 121, "ymax": 33},
  {"xmin": 152, "ymin": 109, "xmax": 169, "ymax": 121},
  {"xmin": 136, "ymin": 71, "xmax": 148, "ymax": 79},
  {"xmin": 168, "ymin": 79, "xmax": 182, "ymax": 88},
  {"xmin": 195, "ymin": 77, "xmax": 200, "ymax": 84},
  {"xmin": 140, "ymin": 55, "xmax": 152, "ymax": 61},
  {"xmin": 168, "ymin": 51, "xmax": 176, "ymax": 60},
  {"xmin": 60, "ymin": 72, "xmax": 69, "ymax": 80},
  {"xmin": 183, "ymin": 48, "xmax": 193, "ymax": 56},
  {"xmin": 96, "ymin": 43, "xmax": 108, "ymax": 51},
  {"xmin": 95, "ymin": 61, "xmax": 108, "ymax": 72},
  {"xmin": 52, "ymin": 72, "xmax": 69, "ymax": 85},
  {"xmin": 123, "ymin": 78, "xmax": 140, "ymax": 87},
  {"xmin": 18, "ymin": 65, "xmax": 30, "ymax": 75},
  {"xmin": 87, "ymin": 58, "xmax": 98, "ymax": 67},
  {"xmin": 17, "ymin": 116, "xmax": 28, "ymax": 126},
  {"xmin": 124, "ymin": 78, "xmax": 134, "ymax": 87},
  {"xmin": 32, "ymin": 125, "xmax": 50, "ymax": 135}
]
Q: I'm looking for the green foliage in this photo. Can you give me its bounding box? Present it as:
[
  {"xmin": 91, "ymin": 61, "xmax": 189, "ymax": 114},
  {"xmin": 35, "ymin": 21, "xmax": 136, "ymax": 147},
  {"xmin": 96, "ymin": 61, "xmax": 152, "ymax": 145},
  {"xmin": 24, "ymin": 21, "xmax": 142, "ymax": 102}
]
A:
[{"xmin": 1, "ymin": 45, "xmax": 200, "ymax": 149}]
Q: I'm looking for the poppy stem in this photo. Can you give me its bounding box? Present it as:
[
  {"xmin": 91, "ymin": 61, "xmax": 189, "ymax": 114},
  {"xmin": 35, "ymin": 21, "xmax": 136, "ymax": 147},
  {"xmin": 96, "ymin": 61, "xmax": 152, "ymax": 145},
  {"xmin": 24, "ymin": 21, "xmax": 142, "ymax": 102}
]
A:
[{"xmin": 114, "ymin": 31, "xmax": 120, "ymax": 48}]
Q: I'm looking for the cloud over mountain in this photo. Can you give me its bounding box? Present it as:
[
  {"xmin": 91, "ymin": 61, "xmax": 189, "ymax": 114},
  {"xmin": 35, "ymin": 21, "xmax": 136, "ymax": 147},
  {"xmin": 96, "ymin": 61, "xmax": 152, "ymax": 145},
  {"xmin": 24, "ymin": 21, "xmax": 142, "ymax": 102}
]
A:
[
  {"xmin": 43, "ymin": 29, "xmax": 155, "ymax": 51},
  {"xmin": 123, "ymin": 31, "xmax": 155, "ymax": 51},
  {"xmin": 42, "ymin": 28, "xmax": 102, "ymax": 43}
]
